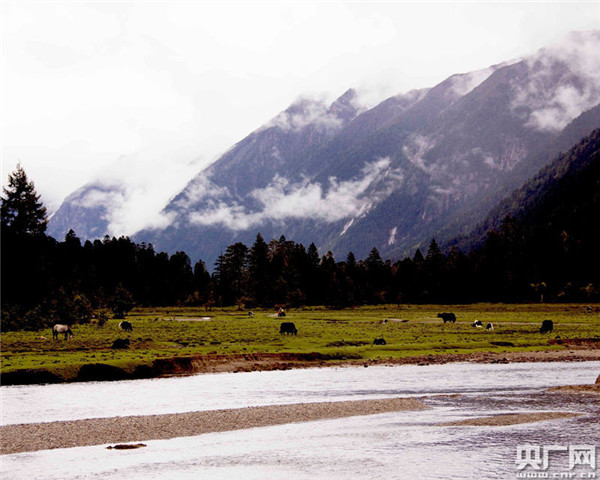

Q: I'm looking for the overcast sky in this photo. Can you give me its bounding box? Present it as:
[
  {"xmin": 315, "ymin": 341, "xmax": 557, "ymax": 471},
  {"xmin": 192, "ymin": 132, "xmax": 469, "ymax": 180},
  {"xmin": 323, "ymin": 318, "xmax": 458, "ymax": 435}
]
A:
[{"xmin": 2, "ymin": 1, "xmax": 599, "ymax": 225}]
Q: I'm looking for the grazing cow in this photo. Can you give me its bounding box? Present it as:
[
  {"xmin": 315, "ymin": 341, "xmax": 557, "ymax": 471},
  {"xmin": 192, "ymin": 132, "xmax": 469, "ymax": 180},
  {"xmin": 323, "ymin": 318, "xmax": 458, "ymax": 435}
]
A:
[
  {"xmin": 248, "ymin": 311, "xmax": 254, "ymax": 317},
  {"xmin": 486, "ymin": 323, "xmax": 494, "ymax": 331},
  {"xmin": 111, "ymin": 338, "xmax": 130, "ymax": 349},
  {"xmin": 540, "ymin": 320, "xmax": 554, "ymax": 334},
  {"xmin": 373, "ymin": 338, "xmax": 386, "ymax": 345},
  {"xmin": 472, "ymin": 320, "xmax": 483, "ymax": 328},
  {"xmin": 382, "ymin": 318, "xmax": 388, "ymax": 324},
  {"xmin": 280, "ymin": 322, "xmax": 297, "ymax": 335},
  {"xmin": 119, "ymin": 321, "xmax": 133, "ymax": 332},
  {"xmin": 52, "ymin": 324, "xmax": 73, "ymax": 341},
  {"xmin": 277, "ymin": 308, "xmax": 286, "ymax": 318},
  {"xmin": 437, "ymin": 313, "xmax": 456, "ymax": 323}
]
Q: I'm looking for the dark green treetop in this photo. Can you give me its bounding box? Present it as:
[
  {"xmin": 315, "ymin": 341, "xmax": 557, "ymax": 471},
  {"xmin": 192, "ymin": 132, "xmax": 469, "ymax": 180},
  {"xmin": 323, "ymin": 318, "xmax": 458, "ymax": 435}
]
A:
[{"xmin": 1, "ymin": 163, "xmax": 48, "ymax": 236}]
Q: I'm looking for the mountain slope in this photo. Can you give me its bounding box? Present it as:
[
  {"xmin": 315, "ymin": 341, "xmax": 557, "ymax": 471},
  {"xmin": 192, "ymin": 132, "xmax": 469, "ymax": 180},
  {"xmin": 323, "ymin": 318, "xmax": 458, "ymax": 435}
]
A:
[
  {"xmin": 457, "ymin": 127, "xmax": 600, "ymax": 255},
  {"xmin": 439, "ymin": 103, "xmax": 600, "ymax": 248},
  {"xmin": 49, "ymin": 31, "xmax": 600, "ymax": 267}
]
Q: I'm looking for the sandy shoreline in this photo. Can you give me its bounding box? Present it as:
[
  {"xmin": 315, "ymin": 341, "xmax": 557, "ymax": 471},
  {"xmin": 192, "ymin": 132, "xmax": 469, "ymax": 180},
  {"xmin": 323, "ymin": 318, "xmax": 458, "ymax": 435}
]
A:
[{"xmin": 0, "ymin": 397, "xmax": 428, "ymax": 455}]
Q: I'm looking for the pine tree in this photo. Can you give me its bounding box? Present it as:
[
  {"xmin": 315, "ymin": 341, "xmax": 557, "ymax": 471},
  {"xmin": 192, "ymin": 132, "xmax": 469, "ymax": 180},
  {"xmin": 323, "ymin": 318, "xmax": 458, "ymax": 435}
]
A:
[
  {"xmin": 248, "ymin": 233, "xmax": 270, "ymax": 305},
  {"xmin": 307, "ymin": 243, "xmax": 320, "ymax": 269},
  {"xmin": 346, "ymin": 251, "xmax": 357, "ymax": 271},
  {"xmin": 365, "ymin": 247, "xmax": 384, "ymax": 271},
  {"xmin": 1, "ymin": 163, "xmax": 48, "ymax": 236},
  {"xmin": 214, "ymin": 242, "xmax": 249, "ymax": 305},
  {"xmin": 425, "ymin": 238, "xmax": 442, "ymax": 262}
]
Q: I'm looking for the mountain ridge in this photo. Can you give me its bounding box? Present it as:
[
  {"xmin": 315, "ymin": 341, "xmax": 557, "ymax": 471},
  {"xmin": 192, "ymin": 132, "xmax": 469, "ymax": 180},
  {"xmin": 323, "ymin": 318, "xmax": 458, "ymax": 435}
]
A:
[{"xmin": 47, "ymin": 31, "xmax": 600, "ymax": 267}]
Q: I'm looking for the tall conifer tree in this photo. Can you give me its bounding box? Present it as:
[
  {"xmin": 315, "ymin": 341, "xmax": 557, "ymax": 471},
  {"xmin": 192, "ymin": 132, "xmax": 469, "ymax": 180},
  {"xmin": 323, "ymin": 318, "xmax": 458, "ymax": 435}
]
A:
[{"xmin": 1, "ymin": 163, "xmax": 48, "ymax": 236}]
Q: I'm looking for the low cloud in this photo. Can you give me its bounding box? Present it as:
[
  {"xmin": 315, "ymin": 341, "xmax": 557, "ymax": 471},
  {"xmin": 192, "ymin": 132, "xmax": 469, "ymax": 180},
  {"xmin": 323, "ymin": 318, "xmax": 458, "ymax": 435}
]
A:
[
  {"xmin": 525, "ymin": 84, "xmax": 596, "ymax": 131},
  {"xmin": 172, "ymin": 176, "xmax": 231, "ymax": 209},
  {"xmin": 59, "ymin": 151, "xmax": 205, "ymax": 238},
  {"xmin": 403, "ymin": 134, "xmax": 437, "ymax": 172},
  {"xmin": 512, "ymin": 30, "xmax": 600, "ymax": 132},
  {"xmin": 448, "ymin": 66, "xmax": 497, "ymax": 98},
  {"xmin": 78, "ymin": 187, "xmax": 125, "ymax": 210},
  {"xmin": 106, "ymin": 186, "xmax": 178, "ymax": 236},
  {"xmin": 188, "ymin": 157, "xmax": 398, "ymax": 230}
]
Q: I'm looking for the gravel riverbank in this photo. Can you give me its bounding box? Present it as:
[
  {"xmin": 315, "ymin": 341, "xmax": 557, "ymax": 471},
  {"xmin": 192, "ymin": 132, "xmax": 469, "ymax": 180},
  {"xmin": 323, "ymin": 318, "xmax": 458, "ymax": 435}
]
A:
[
  {"xmin": 0, "ymin": 397, "xmax": 428, "ymax": 455},
  {"xmin": 437, "ymin": 411, "xmax": 582, "ymax": 427}
]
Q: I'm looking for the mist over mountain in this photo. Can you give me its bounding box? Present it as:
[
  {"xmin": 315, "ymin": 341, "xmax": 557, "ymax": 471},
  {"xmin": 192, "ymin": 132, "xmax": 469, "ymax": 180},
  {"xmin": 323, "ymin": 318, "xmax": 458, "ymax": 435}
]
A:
[
  {"xmin": 48, "ymin": 31, "xmax": 600, "ymax": 266},
  {"xmin": 48, "ymin": 182, "xmax": 127, "ymax": 241}
]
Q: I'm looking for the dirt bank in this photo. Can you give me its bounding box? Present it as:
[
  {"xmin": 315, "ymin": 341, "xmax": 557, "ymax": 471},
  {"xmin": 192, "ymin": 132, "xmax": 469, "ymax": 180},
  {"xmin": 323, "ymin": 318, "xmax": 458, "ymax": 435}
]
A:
[
  {"xmin": 0, "ymin": 397, "xmax": 428, "ymax": 455},
  {"xmin": 2, "ymin": 348, "xmax": 600, "ymax": 386}
]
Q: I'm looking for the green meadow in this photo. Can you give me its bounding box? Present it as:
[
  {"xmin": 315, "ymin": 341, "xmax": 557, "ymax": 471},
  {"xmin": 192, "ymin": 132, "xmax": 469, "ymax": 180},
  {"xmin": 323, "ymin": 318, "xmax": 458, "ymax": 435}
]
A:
[{"xmin": 1, "ymin": 304, "xmax": 599, "ymax": 382}]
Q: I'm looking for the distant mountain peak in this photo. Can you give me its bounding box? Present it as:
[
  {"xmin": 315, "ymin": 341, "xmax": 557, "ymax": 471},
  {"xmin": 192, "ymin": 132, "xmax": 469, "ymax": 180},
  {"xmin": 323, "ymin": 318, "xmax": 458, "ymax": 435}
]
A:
[
  {"xmin": 328, "ymin": 88, "xmax": 361, "ymax": 121},
  {"xmin": 261, "ymin": 90, "xmax": 361, "ymax": 134}
]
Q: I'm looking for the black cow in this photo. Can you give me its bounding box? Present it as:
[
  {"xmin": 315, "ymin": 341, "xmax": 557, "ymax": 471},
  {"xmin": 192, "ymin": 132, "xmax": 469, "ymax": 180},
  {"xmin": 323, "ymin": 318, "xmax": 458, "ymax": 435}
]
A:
[
  {"xmin": 111, "ymin": 338, "xmax": 130, "ymax": 349},
  {"xmin": 280, "ymin": 322, "xmax": 297, "ymax": 335},
  {"xmin": 438, "ymin": 313, "xmax": 456, "ymax": 323},
  {"xmin": 119, "ymin": 321, "xmax": 133, "ymax": 332},
  {"xmin": 277, "ymin": 308, "xmax": 286, "ymax": 317},
  {"xmin": 486, "ymin": 323, "xmax": 494, "ymax": 331},
  {"xmin": 472, "ymin": 320, "xmax": 483, "ymax": 328},
  {"xmin": 540, "ymin": 320, "xmax": 554, "ymax": 334},
  {"xmin": 373, "ymin": 338, "xmax": 386, "ymax": 345}
]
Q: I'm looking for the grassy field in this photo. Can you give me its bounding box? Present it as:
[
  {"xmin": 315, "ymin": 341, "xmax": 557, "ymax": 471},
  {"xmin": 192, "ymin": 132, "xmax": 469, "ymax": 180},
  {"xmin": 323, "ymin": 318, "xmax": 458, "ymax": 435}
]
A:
[{"xmin": 1, "ymin": 304, "xmax": 599, "ymax": 382}]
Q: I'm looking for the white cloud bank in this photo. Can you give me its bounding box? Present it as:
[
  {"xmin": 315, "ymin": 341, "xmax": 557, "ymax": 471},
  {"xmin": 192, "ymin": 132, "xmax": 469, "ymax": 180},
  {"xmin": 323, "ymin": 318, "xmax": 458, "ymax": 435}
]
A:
[{"xmin": 188, "ymin": 158, "xmax": 398, "ymax": 231}]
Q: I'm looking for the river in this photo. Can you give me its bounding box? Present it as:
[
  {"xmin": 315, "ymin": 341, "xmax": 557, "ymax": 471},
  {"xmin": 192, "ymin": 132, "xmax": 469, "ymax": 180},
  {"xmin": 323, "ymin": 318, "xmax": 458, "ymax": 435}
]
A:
[{"xmin": 2, "ymin": 361, "xmax": 598, "ymax": 479}]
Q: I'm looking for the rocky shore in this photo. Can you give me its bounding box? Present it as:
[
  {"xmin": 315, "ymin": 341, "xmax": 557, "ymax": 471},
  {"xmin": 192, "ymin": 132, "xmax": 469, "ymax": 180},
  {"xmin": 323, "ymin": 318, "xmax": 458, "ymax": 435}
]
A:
[{"xmin": 0, "ymin": 397, "xmax": 428, "ymax": 455}]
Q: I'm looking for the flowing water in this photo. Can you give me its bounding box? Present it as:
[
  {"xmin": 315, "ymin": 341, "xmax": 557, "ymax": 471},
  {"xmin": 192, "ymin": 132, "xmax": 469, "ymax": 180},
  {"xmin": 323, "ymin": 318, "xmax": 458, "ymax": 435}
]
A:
[{"xmin": 2, "ymin": 361, "xmax": 599, "ymax": 479}]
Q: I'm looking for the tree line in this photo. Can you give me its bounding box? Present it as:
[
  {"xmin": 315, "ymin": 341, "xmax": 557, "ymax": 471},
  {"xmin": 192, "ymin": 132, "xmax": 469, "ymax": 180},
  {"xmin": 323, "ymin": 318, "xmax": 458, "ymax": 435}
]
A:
[{"xmin": 2, "ymin": 164, "xmax": 598, "ymax": 331}]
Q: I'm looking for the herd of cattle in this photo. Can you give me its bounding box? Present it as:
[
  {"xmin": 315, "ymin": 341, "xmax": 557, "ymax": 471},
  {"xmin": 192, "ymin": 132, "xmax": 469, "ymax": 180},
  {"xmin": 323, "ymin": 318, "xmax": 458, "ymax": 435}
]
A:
[
  {"xmin": 50, "ymin": 312, "xmax": 556, "ymax": 349},
  {"xmin": 436, "ymin": 313, "xmax": 553, "ymax": 333}
]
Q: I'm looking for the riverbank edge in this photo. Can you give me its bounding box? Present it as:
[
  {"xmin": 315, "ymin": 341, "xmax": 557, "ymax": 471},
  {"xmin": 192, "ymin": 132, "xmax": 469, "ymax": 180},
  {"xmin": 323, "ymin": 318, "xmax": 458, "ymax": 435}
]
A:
[{"xmin": 2, "ymin": 347, "xmax": 600, "ymax": 386}]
